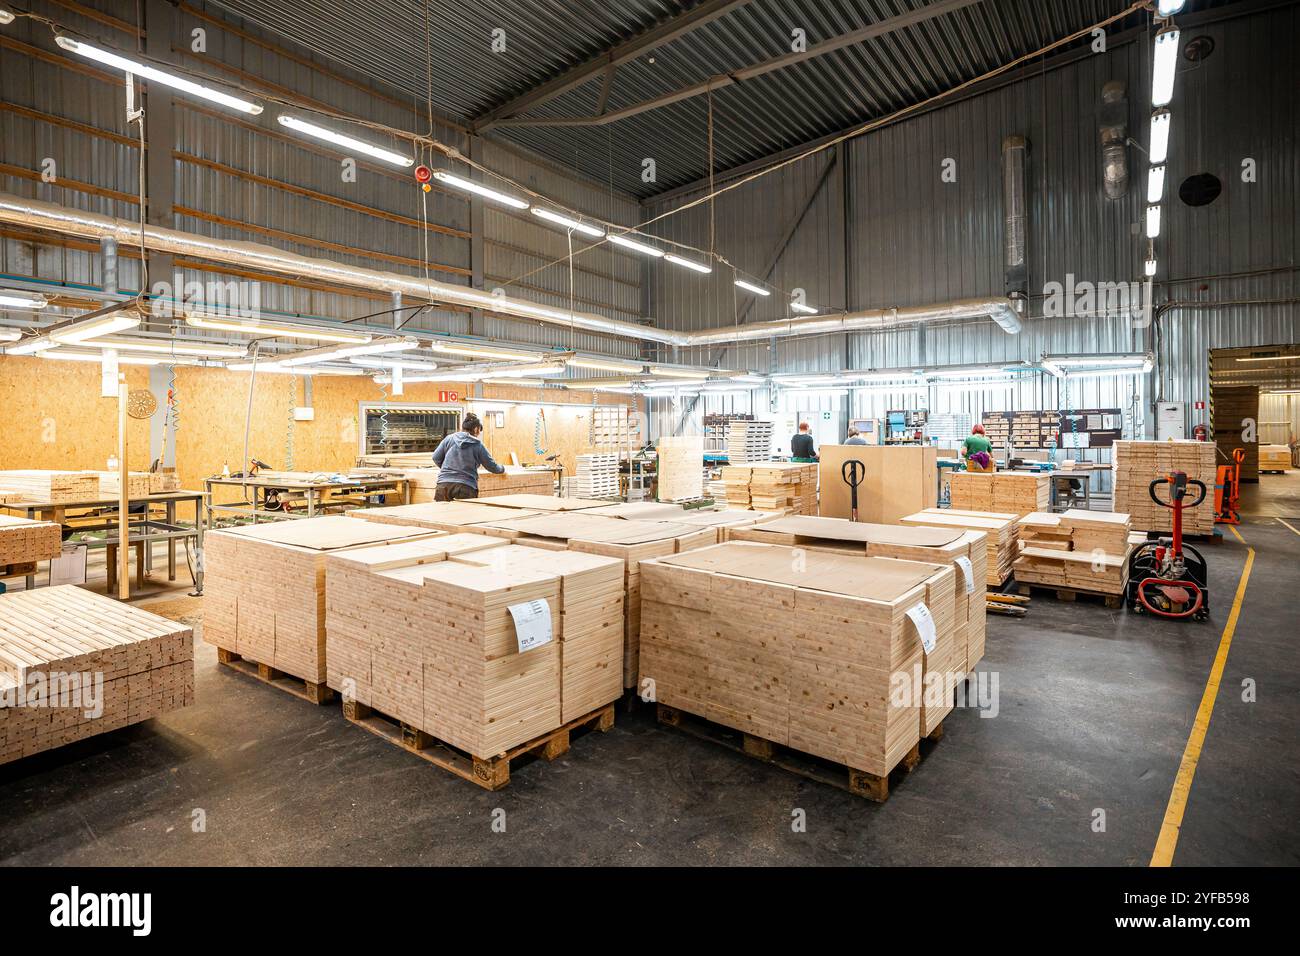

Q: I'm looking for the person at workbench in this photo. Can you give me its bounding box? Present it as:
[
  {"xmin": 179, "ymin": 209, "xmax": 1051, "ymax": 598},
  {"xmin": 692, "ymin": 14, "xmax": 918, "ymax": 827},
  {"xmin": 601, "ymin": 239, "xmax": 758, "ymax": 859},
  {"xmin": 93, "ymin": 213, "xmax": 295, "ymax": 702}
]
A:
[
  {"xmin": 431, "ymin": 413, "xmax": 505, "ymax": 500},
  {"xmin": 961, "ymin": 423, "xmax": 995, "ymax": 473},
  {"xmin": 844, "ymin": 428, "xmax": 868, "ymax": 446},
  {"xmin": 791, "ymin": 422, "xmax": 818, "ymax": 462}
]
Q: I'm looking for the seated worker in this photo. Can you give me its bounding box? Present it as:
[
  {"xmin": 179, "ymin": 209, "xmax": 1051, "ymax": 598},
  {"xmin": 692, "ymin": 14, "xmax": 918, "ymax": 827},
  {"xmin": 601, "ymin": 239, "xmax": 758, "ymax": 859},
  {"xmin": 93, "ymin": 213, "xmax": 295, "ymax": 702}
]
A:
[
  {"xmin": 791, "ymin": 422, "xmax": 818, "ymax": 461},
  {"xmin": 844, "ymin": 428, "xmax": 868, "ymax": 446},
  {"xmin": 431, "ymin": 412, "xmax": 506, "ymax": 500},
  {"xmin": 961, "ymin": 424, "xmax": 995, "ymax": 473}
]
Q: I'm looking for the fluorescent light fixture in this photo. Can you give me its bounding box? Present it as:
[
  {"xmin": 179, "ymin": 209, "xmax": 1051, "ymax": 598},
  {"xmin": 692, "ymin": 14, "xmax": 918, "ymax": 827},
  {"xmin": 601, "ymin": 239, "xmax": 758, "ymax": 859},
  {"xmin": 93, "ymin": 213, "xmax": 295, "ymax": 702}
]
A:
[
  {"xmin": 663, "ymin": 253, "xmax": 712, "ymax": 274},
  {"xmin": 476, "ymin": 362, "xmax": 568, "ymax": 379},
  {"xmin": 48, "ymin": 312, "xmax": 141, "ymax": 345},
  {"xmin": 1236, "ymin": 355, "xmax": 1300, "ymax": 363},
  {"xmin": 0, "ymin": 289, "xmax": 49, "ymax": 309},
  {"xmin": 39, "ymin": 348, "xmax": 174, "ymax": 366},
  {"xmin": 277, "ymin": 336, "xmax": 417, "ymax": 368},
  {"xmin": 1145, "ymin": 204, "xmax": 1162, "ymax": 238},
  {"xmin": 226, "ymin": 361, "xmax": 363, "ymax": 376},
  {"xmin": 607, "ymin": 233, "xmax": 664, "ymax": 257},
  {"xmin": 650, "ymin": 367, "xmax": 710, "ymax": 379},
  {"xmin": 1152, "ymin": 28, "xmax": 1181, "ymax": 107},
  {"xmin": 0, "ymin": 328, "xmax": 20, "ymax": 342},
  {"xmin": 1144, "ymin": 258, "xmax": 1158, "ymax": 277},
  {"xmin": 54, "ymin": 36, "xmax": 263, "ymax": 114},
  {"xmin": 729, "ymin": 374, "xmax": 766, "ymax": 384},
  {"xmin": 0, "ymin": 11, "xmax": 15, "ymax": 25},
  {"xmin": 431, "ymin": 171, "xmax": 529, "ymax": 209},
  {"xmin": 924, "ymin": 362, "xmax": 1027, "ymax": 379},
  {"xmin": 184, "ymin": 312, "xmax": 371, "ymax": 344},
  {"xmin": 1042, "ymin": 353, "xmax": 1154, "ymax": 377},
  {"xmin": 932, "ymin": 380, "xmax": 1018, "ymax": 392},
  {"xmin": 1156, "ymin": 0, "xmax": 1186, "ymax": 14},
  {"xmin": 348, "ymin": 356, "xmax": 440, "ymax": 371},
  {"xmin": 79, "ymin": 336, "xmax": 246, "ymax": 357},
  {"xmin": 790, "ymin": 301, "xmax": 819, "ymax": 315},
  {"xmin": 1149, "ymin": 109, "xmax": 1171, "ymax": 164},
  {"xmin": 734, "ymin": 279, "xmax": 770, "ymax": 296},
  {"xmin": 567, "ymin": 357, "xmax": 646, "ymax": 374},
  {"xmin": 1147, "ymin": 164, "xmax": 1166, "ymax": 203},
  {"xmin": 430, "ymin": 341, "xmax": 539, "ymax": 362},
  {"xmin": 5, "ymin": 335, "xmax": 53, "ymax": 355},
  {"xmin": 531, "ymin": 208, "xmax": 604, "ymax": 238},
  {"xmin": 277, "ymin": 115, "xmax": 413, "ymax": 167}
]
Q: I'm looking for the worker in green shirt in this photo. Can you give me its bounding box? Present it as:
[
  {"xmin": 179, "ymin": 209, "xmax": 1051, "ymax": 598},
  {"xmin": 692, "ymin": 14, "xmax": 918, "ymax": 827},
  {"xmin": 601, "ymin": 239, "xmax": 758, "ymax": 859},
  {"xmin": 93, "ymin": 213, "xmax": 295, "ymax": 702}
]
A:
[{"xmin": 961, "ymin": 424, "xmax": 995, "ymax": 472}]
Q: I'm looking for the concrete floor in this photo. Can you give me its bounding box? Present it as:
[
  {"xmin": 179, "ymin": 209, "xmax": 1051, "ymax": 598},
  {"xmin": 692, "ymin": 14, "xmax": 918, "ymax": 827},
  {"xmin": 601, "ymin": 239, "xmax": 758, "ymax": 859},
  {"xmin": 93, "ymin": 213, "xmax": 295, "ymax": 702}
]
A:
[{"xmin": 2, "ymin": 480, "xmax": 1298, "ymax": 866}]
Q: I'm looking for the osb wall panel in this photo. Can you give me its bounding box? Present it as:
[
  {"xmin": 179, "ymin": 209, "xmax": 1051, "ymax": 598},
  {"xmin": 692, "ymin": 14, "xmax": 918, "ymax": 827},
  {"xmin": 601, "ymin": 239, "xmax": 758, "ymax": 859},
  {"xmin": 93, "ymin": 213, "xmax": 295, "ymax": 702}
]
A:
[{"xmin": 0, "ymin": 356, "xmax": 154, "ymax": 475}]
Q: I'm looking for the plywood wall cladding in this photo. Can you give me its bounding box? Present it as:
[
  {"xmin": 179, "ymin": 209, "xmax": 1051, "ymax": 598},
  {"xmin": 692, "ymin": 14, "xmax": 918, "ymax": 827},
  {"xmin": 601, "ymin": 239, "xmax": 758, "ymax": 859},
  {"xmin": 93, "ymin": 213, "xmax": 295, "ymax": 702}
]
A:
[{"xmin": 0, "ymin": 357, "xmax": 153, "ymax": 473}]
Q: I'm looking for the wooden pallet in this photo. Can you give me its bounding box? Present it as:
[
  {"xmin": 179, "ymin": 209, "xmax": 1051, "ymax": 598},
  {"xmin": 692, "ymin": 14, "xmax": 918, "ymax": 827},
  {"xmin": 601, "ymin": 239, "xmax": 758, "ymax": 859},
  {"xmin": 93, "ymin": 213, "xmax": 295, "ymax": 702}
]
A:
[
  {"xmin": 342, "ymin": 698, "xmax": 615, "ymax": 790},
  {"xmin": 215, "ymin": 648, "xmax": 335, "ymax": 705},
  {"xmin": 656, "ymin": 703, "xmax": 942, "ymax": 803},
  {"xmin": 1015, "ymin": 582, "xmax": 1123, "ymax": 609},
  {"xmin": 0, "ymin": 561, "xmax": 37, "ymax": 578}
]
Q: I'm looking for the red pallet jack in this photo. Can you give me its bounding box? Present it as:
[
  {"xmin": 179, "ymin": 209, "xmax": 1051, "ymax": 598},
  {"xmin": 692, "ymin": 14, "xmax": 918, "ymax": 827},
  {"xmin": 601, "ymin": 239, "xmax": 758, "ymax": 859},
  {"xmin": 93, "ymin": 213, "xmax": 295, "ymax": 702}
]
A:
[
  {"xmin": 1126, "ymin": 471, "xmax": 1210, "ymax": 621},
  {"xmin": 1214, "ymin": 448, "xmax": 1244, "ymax": 525}
]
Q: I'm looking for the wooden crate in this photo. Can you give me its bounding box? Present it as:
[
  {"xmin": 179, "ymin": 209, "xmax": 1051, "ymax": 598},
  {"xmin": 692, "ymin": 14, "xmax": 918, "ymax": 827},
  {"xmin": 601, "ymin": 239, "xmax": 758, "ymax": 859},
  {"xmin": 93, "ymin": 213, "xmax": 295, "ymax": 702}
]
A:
[
  {"xmin": 0, "ymin": 586, "xmax": 194, "ymax": 765},
  {"xmin": 0, "ymin": 515, "xmax": 62, "ymax": 566},
  {"xmin": 819, "ymin": 446, "xmax": 936, "ymax": 522}
]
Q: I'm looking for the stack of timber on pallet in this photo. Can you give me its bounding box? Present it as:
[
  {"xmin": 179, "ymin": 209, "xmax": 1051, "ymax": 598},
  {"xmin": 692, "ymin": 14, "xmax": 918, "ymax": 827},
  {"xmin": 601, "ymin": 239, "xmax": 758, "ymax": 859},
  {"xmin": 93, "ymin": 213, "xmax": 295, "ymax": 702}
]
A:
[
  {"xmin": 729, "ymin": 514, "xmax": 987, "ymax": 678},
  {"xmin": 203, "ymin": 516, "xmax": 442, "ymax": 689},
  {"xmin": 1259, "ymin": 444, "xmax": 1291, "ymax": 472},
  {"xmin": 591, "ymin": 405, "xmax": 636, "ymax": 447},
  {"xmin": 355, "ymin": 465, "xmax": 554, "ymax": 502},
  {"xmin": 720, "ymin": 463, "xmax": 816, "ymax": 513},
  {"xmin": 0, "ymin": 515, "xmax": 62, "ymax": 568},
  {"xmin": 819, "ymin": 446, "xmax": 937, "ymax": 522},
  {"xmin": 640, "ymin": 542, "xmax": 955, "ymax": 783},
  {"xmin": 1, "ymin": 586, "xmax": 193, "ymax": 765},
  {"xmin": 326, "ymin": 537, "xmax": 623, "ymax": 755},
  {"xmin": 464, "ymin": 511, "xmax": 716, "ymax": 687},
  {"xmin": 1212, "ymin": 386, "xmax": 1260, "ymax": 481},
  {"xmin": 95, "ymin": 471, "xmax": 153, "ymax": 498},
  {"xmin": 0, "ymin": 470, "xmax": 99, "ymax": 503},
  {"xmin": 949, "ymin": 471, "xmax": 1051, "ymax": 517},
  {"xmin": 1112, "ymin": 441, "xmax": 1216, "ymax": 535},
  {"xmin": 725, "ymin": 420, "xmax": 774, "ymax": 464},
  {"xmin": 656, "ymin": 436, "xmax": 705, "ymax": 501},
  {"xmin": 1014, "ymin": 510, "xmax": 1132, "ymax": 594},
  {"xmin": 899, "ymin": 508, "xmax": 1020, "ymax": 587},
  {"xmin": 571, "ymin": 454, "xmax": 619, "ymax": 498}
]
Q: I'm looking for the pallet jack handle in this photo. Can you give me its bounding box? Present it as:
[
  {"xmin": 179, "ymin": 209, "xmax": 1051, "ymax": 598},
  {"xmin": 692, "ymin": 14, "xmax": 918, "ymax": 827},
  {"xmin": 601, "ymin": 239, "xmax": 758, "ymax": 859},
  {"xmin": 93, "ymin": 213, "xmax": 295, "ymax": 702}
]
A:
[{"xmin": 841, "ymin": 459, "xmax": 865, "ymax": 522}]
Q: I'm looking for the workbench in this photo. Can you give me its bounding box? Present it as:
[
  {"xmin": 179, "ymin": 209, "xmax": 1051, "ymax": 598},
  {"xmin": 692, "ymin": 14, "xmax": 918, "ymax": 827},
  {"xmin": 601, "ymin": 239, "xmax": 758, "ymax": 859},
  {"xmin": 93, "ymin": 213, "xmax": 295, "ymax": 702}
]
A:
[
  {"xmin": 204, "ymin": 474, "xmax": 411, "ymax": 526},
  {"xmin": 3, "ymin": 490, "xmax": 204, "ymax": 593}
]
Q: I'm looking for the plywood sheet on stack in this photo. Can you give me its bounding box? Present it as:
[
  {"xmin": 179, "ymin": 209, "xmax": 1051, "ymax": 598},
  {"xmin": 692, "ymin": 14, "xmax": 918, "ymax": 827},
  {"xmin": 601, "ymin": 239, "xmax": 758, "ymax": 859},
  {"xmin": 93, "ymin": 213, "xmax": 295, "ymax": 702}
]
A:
[
  {"xmin": 586, "ymin": 502, "xmax": 686, "ymax": 520},
  {"xmin": 1111, "ymin": 441, "xmax": 1216, "ymax": 535},
  {"xmin": 0, "ymin": 515, "xmax": 62, "ymax": 567},
  {"xmin": 656, "ymin": 436, "xmax": 704, "ymax": 502},
  {"xmin": 1, "ymin": 586, "xmax": 193, "ymax": 764},
  {"xmin": 900, "ymin": 508, "xmax": 1019, "ymax": 586},
  {"xmin": 819, "ymin": 446, "xmax": 936, "ymax": 522},
  {"xmin": 349, "ymin": 501, "xmax": 538, "ymax": 532},
  {"xmin": 202, "ymin": 515, "xmax": 443, "ymax": 684},
  {"xmin": 0, "ymin": 470, "xmax": 99, "ymax": 503},
  {"xmin": 1013, "ymin": 509, "xmax": 1132, "ymax": 594},
  {"xmin": 640, "ymin": 543, "xmax": 955, "ymax": 777},
  {"xmin": 466, "ymin": 494, "xmax": 606, "ymax": 512}
]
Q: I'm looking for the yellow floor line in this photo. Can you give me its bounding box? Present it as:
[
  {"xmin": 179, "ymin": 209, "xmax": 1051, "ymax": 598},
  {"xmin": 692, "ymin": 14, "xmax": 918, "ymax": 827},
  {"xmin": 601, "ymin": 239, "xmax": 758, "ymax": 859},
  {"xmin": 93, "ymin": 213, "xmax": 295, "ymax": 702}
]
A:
[
  {"xmin": 1277, "ymin": 518, "xmax": 1300, "ymax": 537},
  {"xmin": 1150, "ymin": 527, "xmax": 1254, "ymax": 866}
]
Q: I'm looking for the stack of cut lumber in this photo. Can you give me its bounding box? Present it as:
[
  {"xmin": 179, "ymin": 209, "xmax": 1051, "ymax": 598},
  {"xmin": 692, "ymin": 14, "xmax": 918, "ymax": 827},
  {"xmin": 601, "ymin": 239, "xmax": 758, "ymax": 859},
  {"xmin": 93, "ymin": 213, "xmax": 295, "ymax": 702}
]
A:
[
  {"xmin": 571, "ymin": 454, "xmax": 619, "ymax": 498},
  {"xmin": 203, "ymin": 515, "xmax": 441, "ymax": 685},
  {"xmin": 725, "ymin": 419, "xmax": 774, "ymax": 464},
  {"xmin": 640, "ymin": 542, "xmax": 956, "ymax": 778},
  {"xmin": 1013, "ymin": 509, "xmax": 1132, "ymax": 594},
  {"xmin": 150, "ymin": 471, "xmax": 181, "ymax": 493},
  {"xmin": 326, "ymin": 537, "xmax": 623, "ymax": 754},
  {"xmin": 720, "ymin": 463, "xmax": 816, "ymax": 513},
  {"xmin": 0, "ymin": 470, "xmax": 99, "ymax": 503},
  {"xmin": 0, "ymin": 515, "xmax": 62, "ymax": 568},
  {"xmin": 96, "ymin": 471, "xmax": 153, "ymax": 498},
  {"xmin": 1, "ymin": 586, "xmax": 193, "ymax": 765},
  {"xmin": 1111, "ymin": 441, "xmax": 1216, "ymax": 534},
  {"xmin": 656, "ymin": 436, "xmax": 705, "ymax": 501},
  {"xmin": 900, "ymin": 508, "xmax": 1020, "ymax": 586},
  {"xmin": 949, "ymin": 471, "xmax": 1050, "ymax": 516},
  {"xmin": 1259, "ymin": 444, "xmax": 1291, "ymax": 472}
]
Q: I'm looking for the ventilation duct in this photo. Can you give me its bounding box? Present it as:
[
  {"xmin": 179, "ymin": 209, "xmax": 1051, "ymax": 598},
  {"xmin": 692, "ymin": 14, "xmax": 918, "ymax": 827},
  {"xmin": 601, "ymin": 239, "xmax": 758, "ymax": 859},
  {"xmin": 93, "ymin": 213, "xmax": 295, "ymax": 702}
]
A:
[
  {"xmin": 1001, "ymin": 135, "xmax": 1028, "ymax": 301},
  {"xmin": 1099, "ymin": 81, "xmax": 1129, "ymax": 200}
]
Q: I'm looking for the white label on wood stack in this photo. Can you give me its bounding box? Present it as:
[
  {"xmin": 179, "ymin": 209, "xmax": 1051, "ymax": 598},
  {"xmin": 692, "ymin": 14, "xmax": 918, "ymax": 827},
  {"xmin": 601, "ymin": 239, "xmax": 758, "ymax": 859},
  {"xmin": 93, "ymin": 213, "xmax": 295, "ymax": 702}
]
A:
[
  {"xmin": 905, "ymin": 603, "xmax": 937, "ymax": 654},
  {"xmin": 509, "ymin": 599, "xmax": 554, "ymax": 653},
  {"xmin": 955, "ymin": 556, "xmax": 976, "ymax": 595}
]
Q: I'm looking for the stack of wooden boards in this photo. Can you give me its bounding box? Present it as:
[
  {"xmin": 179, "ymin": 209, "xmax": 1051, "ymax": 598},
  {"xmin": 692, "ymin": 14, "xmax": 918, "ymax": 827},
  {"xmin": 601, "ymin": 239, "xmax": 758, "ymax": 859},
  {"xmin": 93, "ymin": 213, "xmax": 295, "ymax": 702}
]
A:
[
  {"xmin": 0, "ymin": 515, "xmax": 62, "ymax": 569},
  {"xmin": 571, "ymin": 454, "xmax": 619, "ymax": 498},
  {"xmin": 655, "ymin": 436, "xmax": 705, "ymax": 502},
  {"xmin": 818, "ymin": 446, "xmax": 937, "ymax": 522},
  {"xmin": 1014, "ymin": 510, "xmax": 1132, "ymax": 595},
  {"xmin": 0, "ymin": 470, "xmax": 99, "ymax": 503},
  {"xmin": 590, "ymin": 405, "xmax": 636, "ymax": 446},
  {"xmin": 0, "ymin": 586, "xmax": 194, "ymax": 765},
  {"xmin": 1260, "ymin": 445, "xmax": 1291, "ymax": 472},
  {"xmin": 96, "ymin": 471, "xmax": 181, "ymax": 496},
  {"xmin": 725, "ymin": 419, "xmax": 774, "ymax": 464},
  {"xmin": 900, "ymin": 509, "xmax": 1020, "ymax": 586},
  {"xmin": 640, "ymin": 542, "xmax": 958, "ymax": 782},
  {"xmin": 203, "ymin": 516, "xmax": 441, "ymax": 688},
  {"xmin": 721, "ymin": 463, "xmax": 817, "ymax": 513},
  {"xmin": 355, "ymin": 465, "xmax": 553, "ymax": 502},
  {"xmin": 1111, "ymin": 441, "xmax": 1216, "ymax": 534},
  {"xmin": 948, "ymin": 471, "xmax": 1051, "ymax": 516}
]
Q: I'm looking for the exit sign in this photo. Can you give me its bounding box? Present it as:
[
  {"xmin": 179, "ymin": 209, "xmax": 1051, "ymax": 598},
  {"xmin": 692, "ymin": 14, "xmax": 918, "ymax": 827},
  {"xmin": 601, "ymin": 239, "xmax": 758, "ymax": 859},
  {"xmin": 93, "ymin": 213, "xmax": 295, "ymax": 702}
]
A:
[{"xmin": 439, "ymin": 390, "xmax": 459, "ymax": 402}]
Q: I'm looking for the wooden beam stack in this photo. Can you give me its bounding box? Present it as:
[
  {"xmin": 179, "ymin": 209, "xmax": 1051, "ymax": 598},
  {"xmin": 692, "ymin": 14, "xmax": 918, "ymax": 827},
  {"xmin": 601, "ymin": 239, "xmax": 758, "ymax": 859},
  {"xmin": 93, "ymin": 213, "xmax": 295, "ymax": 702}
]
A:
[
  {"xmin": 1013, "ymin": 509, "xmax": 1133, "ymax": 594},
  {"xmin": 0, "ymin": 515, "xmax": 62, "ymax": 567},
  {"xmin": 725, "ymin": 420, "xmax": 774, "ymax": 464},
  {"xmin": 571, "ymin": 454, "xmax": 619, "ymax": 498},
  {"xmin": 0, "ymin": 470, "xmax": 99, "ymax": 503},
  {"xmin": 656, "ymin": 436, "xmax": 705, "ymax": 502},
  {"xmin": 900, "ymin": 508, "xmax": 1020, "ymax": 587},
  {"xmin": 720, "ymin": 463, "xmax": 816, "ymax": 514},
  {"xmin": 95, "ymin": 471, "xmax": 153, "ymax": 498},
  {"xmin": 949, "ymin": 472, "xmax": 1051, "ymax": 516},
  {"xmin": 1, "ymin": 586, "xmax": 193, "ymax": 765},
  {"xmin": 1111, "ymin": 441, "xmax": 1216, "ymax": 535}
]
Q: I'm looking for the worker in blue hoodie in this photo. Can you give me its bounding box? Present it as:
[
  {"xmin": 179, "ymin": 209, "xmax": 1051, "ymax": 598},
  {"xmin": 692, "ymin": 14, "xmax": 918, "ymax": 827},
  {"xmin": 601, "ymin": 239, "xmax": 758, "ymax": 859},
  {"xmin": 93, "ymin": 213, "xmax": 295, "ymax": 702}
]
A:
[{"xmin": 430, "ymin": 412, "xmax": 506, "ymax": 500}]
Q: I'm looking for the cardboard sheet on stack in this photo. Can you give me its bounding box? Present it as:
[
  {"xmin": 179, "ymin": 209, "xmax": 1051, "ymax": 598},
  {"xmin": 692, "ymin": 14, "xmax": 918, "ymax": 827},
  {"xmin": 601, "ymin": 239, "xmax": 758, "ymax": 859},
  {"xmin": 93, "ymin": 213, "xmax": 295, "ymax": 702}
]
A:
[
  {"xmin": 1111, "ymin": 441, "xmax": 1216, "ymax": 535},
  {"xmin": 640, "ymin": 542, "xmax": 956, "ymax": 777},
  {"xmin": 1, "ymin": 586, "xmax": 193, "ymax": 765},
  {"xmin": 0, "ymin": 515, "xmax": 62, "ymax": 567},
  {"xmin": 203, "ymin": 515, "xmax": 441, "ymax": 684},
  {"xmin": 720, "ymin": 463, "xmax": 816, "ymax": 513},
  {"xmin": 725, "ymin": 420, "xmax": 774, "ymax": 464},
  {"xmin": 0, "ymin": 470, "xmax": 99, "ymax": 503},
  {"xmin": 1013, "ymin": 509, "xmax": 1132, "ymax": 594},
  {"xmin": 656, "ymin": 436, "xmax": 705, "ymax": 501},
  {"xmin": 900, "ymin": 508, "xmax": 1019, "ymax": 586},
  {"xmin": 325, "ymin": 536, "xmax": 624, "ymax": 754},
  {"xmin": 949, "ymin": 472, "xmax": 1051, "ymax": 516}
]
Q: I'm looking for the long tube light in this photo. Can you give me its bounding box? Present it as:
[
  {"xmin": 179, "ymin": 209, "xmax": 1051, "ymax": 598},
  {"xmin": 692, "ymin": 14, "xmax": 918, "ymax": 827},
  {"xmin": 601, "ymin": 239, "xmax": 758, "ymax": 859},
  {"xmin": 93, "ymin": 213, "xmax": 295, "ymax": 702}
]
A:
[
  {"xmin": 78, "ymin": 335, "xmax": 246, "ymax": 357},
  {"xmin": 790, "ymin": 301, "xmax": 818, "ymax": 315},
  {"xmin": 1041, "ymin": 353, "xmax": 1154, "ymax": 377},
  {"xmin": 1149, "ymin": 110, "xmax": 1171, "ymax": 164},
  {"xmin": 1145, "ymin": 205, "xmax": 1162, "ymax": 238},
  {"xmin": 663, "ymin": 253, "xmax": 712, "ymax": 274},
  {"xmin": 277, "ymin": 115, "xmax": 413, "ymax": 167},
  {"xmin": 606, "ymin": 233, "xmax": 664, "ymax": 257},
  {"xmin": 1151, "ymin": 28, "xmax": 1181, "ymax": 108},
  {"xmin": 431, "ymin": 171, "xmax": 529, "ymax": 209},
  {"xmin": 6, "ymin": 335, "xmax": 54, "ymax": 355},
  {"xmin": 49, "ymin": 312, "xmax": 141, "ymax": 344},
  {"xmin": 0, "ymin": 328, "xmax": 20, "ymax": 342},
  {"xmin": 276, "ymin": 336, "xmax": 417, "ymax": 367},
  {"xmin": 184, "ymin": 312, "xmax": 371, "ymax": 344},
  {"xmin": 530, "ymin": 208, "xmax": 604, "ymax": 238},
  {"xmin": 1147, "ymin": 164, "xmax": 1166, "ymax": 204},
  {"xmin": 650, "ymin": 367, "xmax": 710, "ymax": 379},
  {"xmin": 567, "ymin": 357, "xmax": 646, "ymax": 374},
  {"xmin": 226, "ymin": 361, "xmax": 363, "ymax": 375},
  {"xmin": 348, "ymin": 356, "xmax": 440, "ymax": 371},
  {"xmin": 734, "ymin": 279, "xmax": 770, "ymax": 296},
  {"xmin": 430, "ymin": 341, "xmax": 540, "ymax": 361},
  {"xmin": 0, "ymin": 289, "xmax": 49, "ymax": 309},
  {"xmin": 39, "ymin": 348, "xmax": 183, "ymax": 366},
  {"xmin": 54, "ymin": 37, "xmax": 263, "ymax": 114}
]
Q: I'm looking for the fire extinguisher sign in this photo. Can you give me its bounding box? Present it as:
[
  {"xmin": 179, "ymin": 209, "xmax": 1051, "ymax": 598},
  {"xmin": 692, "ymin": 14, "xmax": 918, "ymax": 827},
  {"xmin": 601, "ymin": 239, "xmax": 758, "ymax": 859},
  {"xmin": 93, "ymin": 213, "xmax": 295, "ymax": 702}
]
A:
[{"xmin": 439, "ymin": 390, "xmax": 459, "ymax": 403}]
